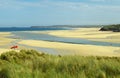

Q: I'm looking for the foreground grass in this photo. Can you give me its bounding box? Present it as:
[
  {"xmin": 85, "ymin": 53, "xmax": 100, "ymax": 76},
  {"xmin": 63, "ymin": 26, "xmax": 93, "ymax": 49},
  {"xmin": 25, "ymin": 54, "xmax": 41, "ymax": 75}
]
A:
[{"xmin": 0, "ymin": 50, "xmax": 120, "ymax": 78}]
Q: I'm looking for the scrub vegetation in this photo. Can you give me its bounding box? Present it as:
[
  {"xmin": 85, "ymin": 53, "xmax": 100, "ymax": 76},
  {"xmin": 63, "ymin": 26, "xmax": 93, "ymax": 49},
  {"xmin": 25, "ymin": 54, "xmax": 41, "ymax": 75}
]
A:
[
  {"xmin": 0, "ymin": 50, "xmax": 120, "ymax": 78},
  {"xmin": 100, "ymin": 24, "xmax": 120, "ymax": 32}
]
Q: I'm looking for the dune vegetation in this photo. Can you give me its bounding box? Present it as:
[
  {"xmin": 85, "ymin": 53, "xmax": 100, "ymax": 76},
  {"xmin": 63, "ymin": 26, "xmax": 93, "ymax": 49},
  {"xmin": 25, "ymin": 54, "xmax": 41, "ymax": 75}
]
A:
[{"xmin": 0, "ymin": 50, "xmax": 120, "ymax": 78}]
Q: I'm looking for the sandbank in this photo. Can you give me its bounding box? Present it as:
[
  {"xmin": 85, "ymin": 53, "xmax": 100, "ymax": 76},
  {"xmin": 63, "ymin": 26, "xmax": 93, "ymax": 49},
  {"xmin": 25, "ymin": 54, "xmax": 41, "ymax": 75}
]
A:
[
  {"xmin": 46, "ymin": 28, "xmax": 120, "ymax": 43},
  {"xmin": 19, "ymin": 40, "xmax": 120, "ymax": 57},
  {"xmin": 0, "ymin": 32, "xmax": 15, "ymax": 46}
]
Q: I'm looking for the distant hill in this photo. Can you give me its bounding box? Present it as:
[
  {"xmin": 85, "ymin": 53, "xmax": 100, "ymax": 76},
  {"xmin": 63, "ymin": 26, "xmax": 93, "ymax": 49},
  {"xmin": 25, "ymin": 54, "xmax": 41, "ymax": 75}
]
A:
[
  {"xmin": 31, "ymin": 25, "xmax": 102, "ymax": 28},
  {"xmin": 100, "ymin": 24, "xmax": 120, "ymax": 32}
]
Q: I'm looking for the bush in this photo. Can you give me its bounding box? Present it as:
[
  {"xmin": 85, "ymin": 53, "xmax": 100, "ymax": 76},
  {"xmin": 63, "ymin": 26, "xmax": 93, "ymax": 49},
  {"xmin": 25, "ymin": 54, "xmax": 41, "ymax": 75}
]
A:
[
  {"xmin": 100, "ymin": 24, "xmax": 120, "ymax": 32},
  {"xmin": 0, "ymin": 68, "xmax": 10, "ymax": 78}
]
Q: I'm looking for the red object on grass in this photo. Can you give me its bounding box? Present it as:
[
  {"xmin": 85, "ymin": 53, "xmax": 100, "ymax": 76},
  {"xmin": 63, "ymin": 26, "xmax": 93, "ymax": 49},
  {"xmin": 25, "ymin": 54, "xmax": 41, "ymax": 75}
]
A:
[{"xmin": 10, "ymin": 45, "xmax": 18, "ymax": 49}]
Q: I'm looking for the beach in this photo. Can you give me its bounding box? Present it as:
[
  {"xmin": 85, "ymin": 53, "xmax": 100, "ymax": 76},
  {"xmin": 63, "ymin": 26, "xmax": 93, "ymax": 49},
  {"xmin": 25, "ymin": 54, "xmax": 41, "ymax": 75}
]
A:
[
  {"xmin": 0, "ymin": 32, "xmax": 15, "ymax": 46},
  {"xmin": 18, "ymin": 27, "xmax": 120, "ymax": 56},
  {"xmin": 46, "ymin": 28, "xmax": 120, "ymax": 43},
  {"xmin": 19, "ymin": 40, "xmax": 120, "ymax": 56},
  {"xmin": 0, "ymin": 48, "xmax": 19, "ymax": 55},
  {"xmin": 0, "ymin": 32, "xmax": 16, "ymax": 54},
  {"xmin": 0, "ymin": 28, "xmax": 120, "ymax": 56}
]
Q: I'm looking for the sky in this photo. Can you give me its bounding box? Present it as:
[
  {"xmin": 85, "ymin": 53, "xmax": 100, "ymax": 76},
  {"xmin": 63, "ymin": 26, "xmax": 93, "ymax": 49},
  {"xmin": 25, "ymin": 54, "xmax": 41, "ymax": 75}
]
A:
[{"xmin": 0, "ymin": 0, "xmax": 120, "ymax": 27}]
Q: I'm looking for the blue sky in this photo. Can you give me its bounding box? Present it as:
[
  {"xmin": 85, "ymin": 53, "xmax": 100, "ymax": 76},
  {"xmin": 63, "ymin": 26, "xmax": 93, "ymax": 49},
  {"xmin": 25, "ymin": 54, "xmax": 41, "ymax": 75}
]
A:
[{"xmin": 0, "ymin": 0, "xmax": 120, "ymax": 27}]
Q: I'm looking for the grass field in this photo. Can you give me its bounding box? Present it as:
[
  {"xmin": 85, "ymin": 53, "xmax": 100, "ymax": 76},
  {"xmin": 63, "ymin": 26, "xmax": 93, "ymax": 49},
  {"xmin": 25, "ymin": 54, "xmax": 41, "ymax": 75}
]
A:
[{"xmin": 0, "ymin": 50, "xmax": 120, "ymax": 78}]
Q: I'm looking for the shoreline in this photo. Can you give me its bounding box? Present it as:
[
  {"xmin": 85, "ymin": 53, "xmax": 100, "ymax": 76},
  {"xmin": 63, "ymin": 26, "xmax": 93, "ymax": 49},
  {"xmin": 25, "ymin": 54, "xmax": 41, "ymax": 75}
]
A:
[
  {"xmin": 45, "ymin": 28, "xmax": 120, "ymax": 43},
  {"xmin": 0, "ymin": 32, "xmax": 16, "ymax": 54},
  {"xmin": 19, "ymin": 40, "xmax": 120, "ymax": 57},
  {"xmin": 0, "ymin": 28, "xmax": 120, "ymax": 56}
]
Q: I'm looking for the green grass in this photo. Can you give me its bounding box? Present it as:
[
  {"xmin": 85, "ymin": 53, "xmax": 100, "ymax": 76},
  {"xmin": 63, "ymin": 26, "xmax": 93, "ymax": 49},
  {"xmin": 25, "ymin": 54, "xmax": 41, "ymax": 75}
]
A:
[{"xmin": 0, "ymin": 50, "xmax": 120, "ymax": 78}]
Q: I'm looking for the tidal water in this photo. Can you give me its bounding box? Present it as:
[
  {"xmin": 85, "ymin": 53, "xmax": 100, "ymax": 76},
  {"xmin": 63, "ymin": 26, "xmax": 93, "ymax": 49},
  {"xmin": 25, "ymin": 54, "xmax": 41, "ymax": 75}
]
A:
[
  {"xmin": 1, "ymin": 27, "xmax": 119, "ymax": 55},
  {"xmin": 11, "ymin": 31, "xmax": 120, "ymax": 47},
  {"xmin": 0, "ymin": 27, "xmax": 67, "ymax": 31}
]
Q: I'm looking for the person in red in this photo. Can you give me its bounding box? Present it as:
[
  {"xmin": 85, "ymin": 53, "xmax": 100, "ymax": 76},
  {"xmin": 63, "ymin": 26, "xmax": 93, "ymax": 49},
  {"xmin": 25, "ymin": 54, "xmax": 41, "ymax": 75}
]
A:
[{"xmin": 10, "ymin": 45, "xmax": 18, "ymax": 49}]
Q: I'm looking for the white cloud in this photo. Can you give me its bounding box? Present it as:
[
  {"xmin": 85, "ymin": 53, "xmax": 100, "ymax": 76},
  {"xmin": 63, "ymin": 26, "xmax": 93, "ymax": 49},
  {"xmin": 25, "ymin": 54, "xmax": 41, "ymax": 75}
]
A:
[
  {"xmin": 0, "ymin": 0, "xmax": 120, "ymax": 12},
  {"xmin": 0, "ymin": 0, "xmax": 24, "ymax": 9},
  {"xmin": 0, "ymin": 0, "xmax": 120, "ymax": 25},
  {"xmin": 90, "ymin": 0, "xmax": 105, "ymax": 2},
  {"xmin": 0, "ymin": 0, "xmax": 90, "ymax": 10}
]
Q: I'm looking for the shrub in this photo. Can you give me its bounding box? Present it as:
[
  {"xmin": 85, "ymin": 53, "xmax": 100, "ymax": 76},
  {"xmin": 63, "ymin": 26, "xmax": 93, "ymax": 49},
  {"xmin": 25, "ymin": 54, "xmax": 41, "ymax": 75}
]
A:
[{"xmin": 100, "ymin": 24, "xmax": 120, "ymax": 32}]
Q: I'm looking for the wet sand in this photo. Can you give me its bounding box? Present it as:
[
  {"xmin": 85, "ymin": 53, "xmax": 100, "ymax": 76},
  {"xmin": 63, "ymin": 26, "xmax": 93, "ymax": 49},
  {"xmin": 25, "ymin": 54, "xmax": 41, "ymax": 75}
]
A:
[
  {"xmin": 0, "ymin": 32, "xmax": 15, "ymax": 46},
  {"xmin": 19, "ymin": 40, "xmax": 120, "ymax": 56},
  {"xmin": 46, "ymin": 28, "xmax": 120, "ymax": 43},
  {"xmin": 0, "ymin": 28, "xmax": 120, "ymax": 56},
  {"xmin": 0, "ymin": 32, "xmax": 16, "ymax": 54}
]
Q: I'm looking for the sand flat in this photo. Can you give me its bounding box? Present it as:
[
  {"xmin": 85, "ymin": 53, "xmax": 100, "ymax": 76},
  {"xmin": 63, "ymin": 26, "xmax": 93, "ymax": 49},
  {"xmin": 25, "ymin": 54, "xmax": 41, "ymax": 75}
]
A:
[
  {"xmin": 0, "ymin": 32, "xmax": 17, "ymax": 54},
  {"xmin": 19, "ymin": 40, "xmax": 120, "ymax": 56},
  {"xmin": 0, "ymin": 32, "xmax": 15, "ymax": 46},
  {"xmin": 46, "ymin": 28, "xmax": 120, "ymax": 43},
  {"xmin": 31, "ymin": 28, "xmax": 120, "ymax": 43}
]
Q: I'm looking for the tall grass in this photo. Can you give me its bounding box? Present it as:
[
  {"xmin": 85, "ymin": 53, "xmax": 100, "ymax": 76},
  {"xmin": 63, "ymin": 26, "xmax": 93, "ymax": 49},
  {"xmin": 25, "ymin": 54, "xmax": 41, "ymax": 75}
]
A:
[{"xmin": 0, "ymin": 50, "xmax": 120, "ymax": 78}]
